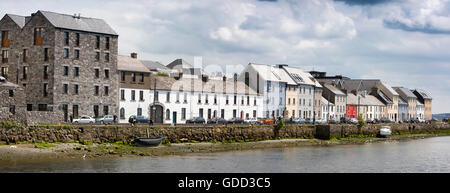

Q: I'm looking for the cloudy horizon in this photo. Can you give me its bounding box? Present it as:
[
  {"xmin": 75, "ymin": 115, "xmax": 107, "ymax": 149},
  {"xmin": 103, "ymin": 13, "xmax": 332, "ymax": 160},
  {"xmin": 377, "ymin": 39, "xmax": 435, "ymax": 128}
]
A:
[{"xmin": 1, "ymin": 0, "xmax": 449, "ymax": 113}]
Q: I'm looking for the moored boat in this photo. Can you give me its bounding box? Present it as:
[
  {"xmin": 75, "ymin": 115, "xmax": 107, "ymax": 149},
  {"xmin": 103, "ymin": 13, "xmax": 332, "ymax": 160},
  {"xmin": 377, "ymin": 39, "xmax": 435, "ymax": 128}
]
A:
[
  {"xmin": 134, "ymin": 136, "xmax": 164, "ymax": 147},
  {"xmin": 377, "ymin": 126, "xmax": 392, "ymax": 138}
]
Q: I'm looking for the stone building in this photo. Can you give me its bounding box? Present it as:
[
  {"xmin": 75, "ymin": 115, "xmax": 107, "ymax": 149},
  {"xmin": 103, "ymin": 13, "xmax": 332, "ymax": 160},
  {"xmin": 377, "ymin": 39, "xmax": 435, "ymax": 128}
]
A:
[
  {"xmin": 412, "ymin": 89, "xmax": 432, "ymax": 120},
  {"xmin": 394, "ymin": 87, "xmax": 417, "ymax": 120},
  {"xmin": 0, "ymin": 11, "xmax": 119, "ymax": 122},
  {"xmin": 0, "ymin": 77, "xmax": 27, "ymax": 124}
]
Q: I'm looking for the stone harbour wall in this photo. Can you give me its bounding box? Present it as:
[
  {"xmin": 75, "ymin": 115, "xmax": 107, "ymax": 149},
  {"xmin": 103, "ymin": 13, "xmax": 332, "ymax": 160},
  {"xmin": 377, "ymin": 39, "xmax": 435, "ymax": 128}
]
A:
[{"xmin": 0, "ymin": 123, "xmax": 449, "ymax": 144}]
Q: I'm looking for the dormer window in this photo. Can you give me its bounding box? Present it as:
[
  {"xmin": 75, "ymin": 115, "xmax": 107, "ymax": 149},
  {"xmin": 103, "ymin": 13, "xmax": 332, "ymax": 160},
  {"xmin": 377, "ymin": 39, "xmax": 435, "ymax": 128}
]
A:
[
  {"xmin": 1, "ymin": 31, "xmax": 9, "ymax": 47},
  {"xmin": 34, "ymin": 28, "xmax": 44, "ymax": 45}
]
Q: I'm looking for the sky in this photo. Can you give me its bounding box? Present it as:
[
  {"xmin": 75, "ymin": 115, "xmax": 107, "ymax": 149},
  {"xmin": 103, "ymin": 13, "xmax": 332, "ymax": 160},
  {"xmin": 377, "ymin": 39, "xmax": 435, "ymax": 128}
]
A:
[{"xmin": 1, "ymin": 0, "xmax": 449, "ymax": 113}]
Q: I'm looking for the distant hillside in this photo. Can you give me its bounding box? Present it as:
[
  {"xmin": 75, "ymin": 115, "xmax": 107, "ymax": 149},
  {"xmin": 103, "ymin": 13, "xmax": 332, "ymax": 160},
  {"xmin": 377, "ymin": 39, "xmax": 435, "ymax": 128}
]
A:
[{"xmin": 432, "ymin": 113, "xmax": 450, "ymax": 120}]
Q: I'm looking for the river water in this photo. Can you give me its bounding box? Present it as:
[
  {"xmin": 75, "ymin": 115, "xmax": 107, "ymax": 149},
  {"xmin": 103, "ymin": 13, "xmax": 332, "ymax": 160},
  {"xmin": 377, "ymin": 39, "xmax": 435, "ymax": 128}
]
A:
[{"xmin": 1, "ymin": 136, "xmax": 450, "ymax": 173}]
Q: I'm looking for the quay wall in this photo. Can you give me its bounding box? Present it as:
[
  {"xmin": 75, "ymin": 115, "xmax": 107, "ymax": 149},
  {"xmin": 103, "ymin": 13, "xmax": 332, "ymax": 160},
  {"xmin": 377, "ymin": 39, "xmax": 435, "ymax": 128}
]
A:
[{"xmin": 0, "ymin": 123, "xmax": 449, "ymax": 144}]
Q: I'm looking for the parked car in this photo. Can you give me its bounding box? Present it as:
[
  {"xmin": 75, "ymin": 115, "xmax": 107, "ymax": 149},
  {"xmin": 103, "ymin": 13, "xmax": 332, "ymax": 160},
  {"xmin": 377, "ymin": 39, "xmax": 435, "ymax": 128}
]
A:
[
  {"xmin": 283, "ymin": 118, "xmax": 294, "ymax": 124},
  {"xmin": 379, "ymin": 117, "xmax": 393, "ymax": 123},
  {"xmin": 186, "ymin": 117, "xmax": 206, "ymax": 124},
  {"xmin": 305, "ymin": 118, "xmax": 313, "ymax": 124},
  {"xmin": 349, "ymin": 118, "xmax": 359, "ymax": 124},
  {"xmin": 244, "ymin": 117, "xmax": 261, "ymax": 124},
  {"xmin": 97, "ymin": 115, "xmax": 115, "ymax": 124},
  {"xmin": 340, "ymin": 117, "xmax": 350, "ymax": 124},
  {"xmin": 129, "ymin": 115, "xmax": 151, "ymax": 124},
  {"xmin": 207, "ymin": 117, "xmax": 227, "ymax": 124},
  {"xmin": 366, "ymin": 118, "xmax": 377, "ymax": 124},
  {"xmin": 328, "ymin": 119, "xmax": 338, "ymax": 124},
  {"xmin": 228, "ymin": 117, "xmax": 244, "ymax": 124},
  {"xmin": 443, "ymin": 118, "xmax": 449, "ymax": 123},
  {"xmin": 262, "ymin": 119, "xmax": 274, "ymax": 125},
  {"xmin": 292, "ymin": 118, "xmax": 306, "ymax": 124},
  {"xmin": 315, "ymin": 119, "xmax": 327, "ymax": 124},
  {"xmin": 73, "ymin": 116, "xmax": 95, "ymax": 124}
]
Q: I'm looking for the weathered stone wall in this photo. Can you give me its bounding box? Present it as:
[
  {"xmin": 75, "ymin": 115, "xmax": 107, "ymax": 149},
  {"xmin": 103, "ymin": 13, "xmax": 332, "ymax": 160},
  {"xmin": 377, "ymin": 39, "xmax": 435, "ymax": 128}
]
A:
[
  {"xmin": 26, "ymin": 111, "xmax": 64, "ymax": 125},
  {"xmin": 0, "ymin": 124, "xmax": 448, "ymax": 144}
]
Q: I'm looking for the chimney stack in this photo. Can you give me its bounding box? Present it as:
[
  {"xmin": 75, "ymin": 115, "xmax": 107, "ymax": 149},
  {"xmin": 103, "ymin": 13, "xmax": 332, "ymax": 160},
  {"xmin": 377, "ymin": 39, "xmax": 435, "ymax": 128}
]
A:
[{"xmin": 131, "ymin": 53, "xmax": 137, "ymax": 59}]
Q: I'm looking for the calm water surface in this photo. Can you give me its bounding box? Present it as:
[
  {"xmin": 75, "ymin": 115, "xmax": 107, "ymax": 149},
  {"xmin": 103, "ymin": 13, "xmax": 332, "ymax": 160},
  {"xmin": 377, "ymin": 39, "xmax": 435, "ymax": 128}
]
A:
[{"xmin": 1, "ymin": 136, "xmax": 450, "ymax": 173}]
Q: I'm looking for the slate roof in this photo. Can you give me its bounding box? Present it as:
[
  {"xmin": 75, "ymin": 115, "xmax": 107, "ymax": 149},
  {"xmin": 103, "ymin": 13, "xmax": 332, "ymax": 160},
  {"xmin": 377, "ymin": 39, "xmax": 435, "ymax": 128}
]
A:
[
  {"xmin": 166, "ymin": 59, "xmax": 194, "ymax": 69},
  {"xmin": 39, "ymin": 10, "xmax": 118, "ymax": 35},
  {"xmin": 335, "ymin": 79, "xmax": 399, "ymax": 96},
  {"xmin": 247, "ymin": 63, "xmax": 296, "ymax": 84},
  {"xmin": 393, "ymin": 87, "xmax": 417, "ymax": 99},
  {"xmin": 6, "ymin": 14, "xmax": 26, "ymax": 28},
  {"xmin": 141, "ymin": 60, "xmax": 169, "ymax": 71},
  {"xmin": 281, "ymin": 66, "xmax": 322, "ymax": 87},
  {"xmin": 323, "ymin": 83, "xmax": 345, "ymax": 95},
  {"xmin": 346, "ymin": 93, "xmax": 384, "ymax": 106},
  {"xmin": 147, "ymin": 76, "xmax": 258, "ymax": 95},
  {"xmin": 117, "ymin": 55, "xmax": 151, "ymax": 73},
  {"xmin": 398, "ymin": 97, "xmax": 407, "ymax": 105},
  {"xmin": 412, "ymin": 89, "xmax": 432, "ymax": 99},
  {"xmin": 321, "ymin": 96, "xmax": 334, "ymax": 106}
]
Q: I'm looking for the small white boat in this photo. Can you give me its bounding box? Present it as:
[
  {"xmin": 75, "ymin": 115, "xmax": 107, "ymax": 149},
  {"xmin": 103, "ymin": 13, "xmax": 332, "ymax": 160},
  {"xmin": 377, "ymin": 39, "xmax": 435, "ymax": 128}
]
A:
[{"xmin": 378, "ymin": 126, "xmax": 392, "ymax": 137}]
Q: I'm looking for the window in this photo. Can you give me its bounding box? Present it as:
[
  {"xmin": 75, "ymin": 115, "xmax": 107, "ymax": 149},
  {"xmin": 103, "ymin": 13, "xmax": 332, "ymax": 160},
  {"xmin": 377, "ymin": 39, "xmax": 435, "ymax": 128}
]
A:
[
  {"xmin": 214, "ymin": 95, "xmax": 217, "ymax": 104},
  {"xmin": 9, "ymin": 105, "xmax": 15, "ymax": 115},
  {"xmin": 63, "ymin": 66, "xmax": 69, "ymax": 76},
  {"xmin": 1, "ymin": 31, "xmax": 9, "ymax": 47},
  {"xmin": 9, "ymin": 90, "xmax": 13, "ymax": 97},
  {"xmin": 38, "ymin": 104, "xmax": 47, "ymax": 111},
  {"xmin": 233, "ymin": 109, "xmax": 237, "ymax": 118},
  {"xmin": 63, "ymin": 84, "xmax": 68, "ymax": 94},
  {"xmin": 205, "ymin": 94, "xmax": 209, "ymax": 104},
  {"xmin": 166, "ymin": 109, "xmax": 170, "ymax": 120},
  {"xmin": 120, "ymin": 71, "xmax": 125, "ymax": 81},
  {"xmin": 155, "ymin": 91, "xmax": 159, "ymax": 102},
  {"xmin": 181, "ymin": 108, "xmax": 186, "ymax": 120},
  {"xmin": 198, "ymin": 94, "xmax": 201, "ymax": 103},
  {"xmin": 34, "ymin": 28, "xmax": 44, "ymax": 45},
  {"xmin": 1, "ymin": 67, "xmax": 8, "ymax": 79},
  {"xmin": 199, "ymin": 108, "xmax": 203, "ymax": 118},
  {"xmin": 74, "ymin": 67, "xmax": 79, "ymax": 77},
  {"xmin": 103, "ymin": 105, "xmax": 109, "ymax": 117},
  {"xmin": 104, "ymin": 69, "xmax": 109, "ymax": 79},
  {"xmin": 96, "ymin": 36, "xmax": 100, "ymax": 49},
  {"xmin": 2, "ymin": 50, "xmax": 8, "ymax": 63},
  {"xmin": 105, "ymin": 37, "xmax": 110, "ymax": 50},
  {"xmin": 176, "ymin": 93, "xmax": 180, "ymax": 103},
  {"xmin": 93, "ymin": 105, "xmax": 99, "ymax": 118},
  {"xmin": 75, "ymin": 33, "xmax": 80, "ymax": 47},
  {"xmin": 94, "ymin": 68, "xmax": 99, "ymax": 78},
  {"xmin": 74, "ymin": 84, "xmax": 79, "ymax": 95},
  {"xmin": 234, "ymin": 95, "xmax": 237, "ymax": 105},
  {"xmin": 241, "ymin": 96, "xmax": 244, "ymax": 105},
  {"xmin": 131, "ymin": 90, "xmax": 135, "ymax": 100},
  {"xmin": 226, "ymin": 95, "xmax": 229, "ymax": 105},
  {"xmin": 221, "ymin": 109, "xmax": 225, "ymax": 119},
  {"xmin": 27, "ymin": 104, "xmax": 33, "ymax": 111},
  {"xmin": 44, "ymin": 48, "xmax": 49, "ymax": 61},
  {"xmin": 94, "ymin": 86, "xmax": 99, "ymax": 96},
  {"xmin": 120, "ymin": 108, "xmax": 125, "ymax": 119},
  {"xmin": 120, "ymin": 90, "xmax": 125, "ymax": 100},
  {"xmin": 137, "ymin": 108, "xmax": 142, "ymax": 116},
  {"xmin": 139, "ymin": 91, "xmax": 144, "ymax": 101},
  {"xmin": 254, "ymin": 97, "xmax": 257, "ymax": 106},
  {"xmin": 183, "ymin": 93, "xmax": 188, "ymax": 103},
  {"xmin": 267, "ymin": 81, "xmax": 271, "ymax": 92},
  {"xmin": 23, "ymin": 49, "xmax": 28, "ymax": 62},
  {"xmin": 104, "ymin": 86, "xmax": 109, "ymax": 96},
  {"xmin": 95, "ymin": 52, "xmax": 100, "ymax": 61},
  {"xmin": 253, "ymin": 110, "xmax": 257, "ymax": 118},
  {"xmin": 22, "ymin": 66, "xmax": 28, "ymax": 80},
  {"xmin": 63, "ymin": 48, "xmax": 69, "ymax": 58},
  {"xmin": 139, "ymin": 73, "xmax": 144, "ymax": 82},
  {"xmin": 104, "ymin": 53, "xmax": 109, "ymax": 62},
  {"xmin": 74, "ymin": 50, "xmax": 79, "ymax": 59},
  {"xmin": 43, "ymin": 83, "xmax": 48, "ymax": 97},
  {"xmin": 64, "ymin": 32, "xmax": 69, "ymax": 45},
  {"xmin": 131, "ymin": 72, "xmax": 135, "ymax": 82},
  {"xmin": 247, "ymin": 96, "xmax": 250, "ymax": 105},
  {"xmin": 293, "ymin": 98, "xmax": 295, "ymax": 105}
]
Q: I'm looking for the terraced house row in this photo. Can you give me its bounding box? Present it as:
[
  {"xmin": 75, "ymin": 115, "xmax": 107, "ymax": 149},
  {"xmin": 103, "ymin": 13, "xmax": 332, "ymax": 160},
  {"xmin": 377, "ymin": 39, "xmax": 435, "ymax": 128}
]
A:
[{"xmin": 0, "ymin": 11, "xmax": 433, "ymax": 125}]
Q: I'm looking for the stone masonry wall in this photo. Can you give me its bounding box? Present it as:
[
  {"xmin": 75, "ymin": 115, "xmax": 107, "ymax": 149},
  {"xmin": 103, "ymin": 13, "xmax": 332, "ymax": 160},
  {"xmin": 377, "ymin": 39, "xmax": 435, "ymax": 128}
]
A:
[{"xmin": 1, "ymin": 123, "xmax": 448, "ymax": 144}]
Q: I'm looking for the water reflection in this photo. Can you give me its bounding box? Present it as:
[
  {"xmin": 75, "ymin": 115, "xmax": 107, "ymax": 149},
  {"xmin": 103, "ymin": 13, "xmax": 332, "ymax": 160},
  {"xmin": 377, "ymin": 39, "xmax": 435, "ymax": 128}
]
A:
[{"xmin": 1, "ymin": 136, "xmax": 450, "ymax": 173}]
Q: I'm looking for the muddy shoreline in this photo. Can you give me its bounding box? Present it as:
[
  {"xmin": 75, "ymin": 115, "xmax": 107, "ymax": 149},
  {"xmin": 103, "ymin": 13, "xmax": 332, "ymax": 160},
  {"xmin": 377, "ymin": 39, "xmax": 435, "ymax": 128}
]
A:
[{"xmin": 1, "ymin": 133, "xmax": 449, "ymax": 166}]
